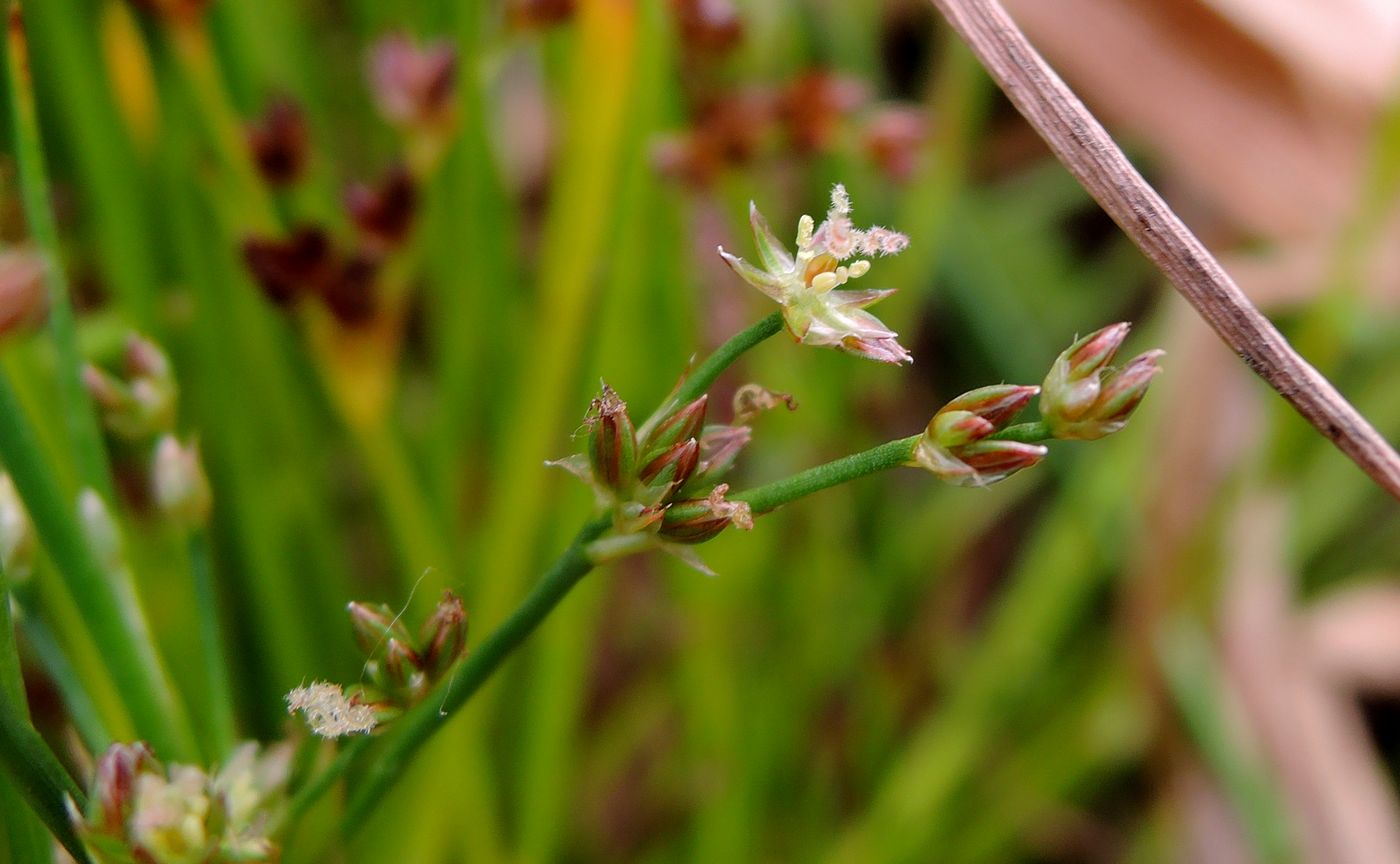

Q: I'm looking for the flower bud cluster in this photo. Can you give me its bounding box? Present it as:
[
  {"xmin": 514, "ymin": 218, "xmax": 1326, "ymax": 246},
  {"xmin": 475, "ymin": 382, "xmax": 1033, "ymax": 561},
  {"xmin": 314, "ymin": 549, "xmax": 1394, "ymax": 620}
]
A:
[
  {"xmin": 287, "ymin": 590, "xmax": 470, "ymax": 736},
  {"xmin": 83, "ymin": 334, "xmax": 178, "ymax": 442},
  {"xmin": 914, "ymin": 385, "xmax": 1047, "ymax": 487},
  {"xmin": 912, "ymin": 323, "xmax": 1163, "ymax": 488},
  {"xmin": 72, "ymin": 740, "xmax": 292, "ymax": 864},
  {"xmin": 719, "ymin": 185, "xmax": 913, "ymax": 365},
  {"xmin": 550, "ymin": 380, "xmax": 796, "ymax": 572},
  {"xmin": 1040, "ymin": 323, "xmax": 1164, "ymax": 441}
]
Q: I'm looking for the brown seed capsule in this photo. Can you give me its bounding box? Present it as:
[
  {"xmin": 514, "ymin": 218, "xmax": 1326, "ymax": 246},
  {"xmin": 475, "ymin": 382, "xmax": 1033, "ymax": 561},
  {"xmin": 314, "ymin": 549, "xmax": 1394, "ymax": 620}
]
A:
[{"xmin": 247, "ymin": 97, "xmax": 309, "ymax": 186}]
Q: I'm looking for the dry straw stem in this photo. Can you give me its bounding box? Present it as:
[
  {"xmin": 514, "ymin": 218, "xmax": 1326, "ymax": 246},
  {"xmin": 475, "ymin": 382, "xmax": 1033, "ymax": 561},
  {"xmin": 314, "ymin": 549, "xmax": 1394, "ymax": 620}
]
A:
[{"xmin": 929, "ymin": 0, "xmax": 1400, "ymax": 501}]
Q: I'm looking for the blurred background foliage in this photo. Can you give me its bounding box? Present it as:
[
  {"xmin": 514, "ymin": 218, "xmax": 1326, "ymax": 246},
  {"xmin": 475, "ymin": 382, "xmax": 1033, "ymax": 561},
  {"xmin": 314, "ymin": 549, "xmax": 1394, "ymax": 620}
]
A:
[{"xmin": 2, "ymin": 0, "xmax": 1400, "ymax": 861}]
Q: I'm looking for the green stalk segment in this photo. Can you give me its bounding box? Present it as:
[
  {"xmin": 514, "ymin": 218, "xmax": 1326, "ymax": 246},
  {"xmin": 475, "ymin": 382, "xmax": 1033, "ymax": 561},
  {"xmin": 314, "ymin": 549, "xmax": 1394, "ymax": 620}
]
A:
[
  {"xmin": 4, "ymin": 2, "xmax": 116, "ymax": 502},
  {"xmin": 0, "ymin": 374, "xmax": 195, "ymax": 760}
]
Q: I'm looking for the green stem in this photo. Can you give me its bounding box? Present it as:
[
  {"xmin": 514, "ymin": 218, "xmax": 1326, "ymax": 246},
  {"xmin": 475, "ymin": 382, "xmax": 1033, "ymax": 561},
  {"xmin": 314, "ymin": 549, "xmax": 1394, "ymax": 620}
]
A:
[
  {"xmin": 734, "ymin": 435, "xmax": 922, "ymax": 515},
  {"xmin": 0, "ymin": 372, "xmax": 196, "ymax": 760},
  {"xmin": 278, "ymin": 735, "xmax": 372, "ymax": 835},
  {"xmin": 5, "ymin": 4, "xmax": 115, "ymax": 502},
  {"xmin": 188, "ymin": 529, "xmax": 235, "ymax": 761},
  {"xmin": 14, "ymin": 609, "xmax": 110, "ymax": 753},
  {"xmin": 988, "ymin": 420, "xmax": 1053, "ymax": 443},
  {"xmin": 338, "ymin": 516, "xmax": 610, "ymax": 833},
  {"xmin": 0, "ymin": 564, "xmax": 90, "ymax": 863},
  {"xmin": 638, "ymin": 312, "xmax": 784, "ymax": 437}
]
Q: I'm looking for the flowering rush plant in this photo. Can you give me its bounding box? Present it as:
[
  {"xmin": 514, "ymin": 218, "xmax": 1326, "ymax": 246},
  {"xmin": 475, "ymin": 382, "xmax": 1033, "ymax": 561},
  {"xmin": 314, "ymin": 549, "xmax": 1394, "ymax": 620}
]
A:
[{"xmin": 0, "ymin": 182, "xmax": 1161, "ymax": 864}]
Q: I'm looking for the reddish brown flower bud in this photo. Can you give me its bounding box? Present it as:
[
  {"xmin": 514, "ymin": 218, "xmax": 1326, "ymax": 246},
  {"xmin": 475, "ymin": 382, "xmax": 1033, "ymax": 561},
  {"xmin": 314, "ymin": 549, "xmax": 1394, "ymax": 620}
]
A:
[
  {"xmin": 915, "ymin": 384, "xmax": 1043, "ymax": 487},
  {"xmin": 346, "ymin": 165, "xmax": 418, "ymax": 250},
  {"xmin": 1042, "ymin": 324, "xmax": 1163, "ymax": 440},
  {"xmin": 659, "ymin": 483, "xmax": 753, "ymax": 544},
  {"xmin": 382, "ymin": 637, "xmax": 425, "ymax": 693},
  {"xmin": 347, "ymin": 601, "xmax": 411, "ymax": 655},
  {"xmin": 419, "ymin": 590, "xmax": 468, "ymax": 680},
  {"xmin": 90, "ymin": 742, "xmax": 156, "ymax": 836},
  {"xmin": 639, "ymin": 438, "xmax": 700, "ymax": 490},
  {"xmin": 586, "ymin": 384, "xmax": 638, "ymax": 493},
  {"xmin": 643, "ymin": 395, "xmax": 708, "ymax": 454},
  {"xmin": 247, "ymin": 97, "xmax": 309, "ymax": 186}
]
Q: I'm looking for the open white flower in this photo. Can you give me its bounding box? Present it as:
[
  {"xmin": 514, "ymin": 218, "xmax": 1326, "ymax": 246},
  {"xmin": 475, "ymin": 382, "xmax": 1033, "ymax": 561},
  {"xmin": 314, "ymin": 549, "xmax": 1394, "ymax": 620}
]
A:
[{"xmin": 718, "ymin": 184, "xmax": 912, "ymax": 364}]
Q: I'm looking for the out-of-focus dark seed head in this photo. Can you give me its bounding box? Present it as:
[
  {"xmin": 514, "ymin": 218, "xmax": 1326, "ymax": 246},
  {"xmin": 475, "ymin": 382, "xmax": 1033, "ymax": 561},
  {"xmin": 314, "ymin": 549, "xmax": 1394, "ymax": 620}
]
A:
[
  {"xmin": 419, "ymin": 590, "xmax": 468, "ymax": 680},
  {"xmin": 241, "ymin": 226, "xmax": 333, "ymax": 307},
  {"xmin": 247, "ymin": 97, "xmax": 309, "ymax": 186},
  {"xmin": 586, "ymin": 383, "xmax": 637, "ymax": 493},
  {"xmin": 316, "ymin": 252, "xmax": 381, "ymax": 327},
  {"xmin": 507, "ymin": 0, "xmax": 575, "ymax": 29},
  {"xmin": 777, "ymin": 70, "xmax": 866, "ymax": 154},
  {"xmin": 124, "ymin": 0, "xmax": 209, "ymax": 23},
  {"xmin": 672, "ymin": 0, "xmax": 743, "ymax": 55},
  {"xmin": 345, "ymin": 165, "xmax": 418, "ymax": 250},
  {"xmin": 862, "ymin": 106, "xmax": 928, "ymax": 182},
  {"xmin": 652, "ymin": 89, "xmax": 774, "ymax": 186},
  {"xmin": 367, "ymin": 33, "xmax": 458, "ymax": 132}
]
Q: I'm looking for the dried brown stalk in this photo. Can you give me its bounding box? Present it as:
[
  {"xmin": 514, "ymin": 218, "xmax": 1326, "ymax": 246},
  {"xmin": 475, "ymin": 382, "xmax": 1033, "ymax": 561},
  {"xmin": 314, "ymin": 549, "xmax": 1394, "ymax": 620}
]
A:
[{"xmin": 930, "ymin": 0, "xmax": 1400, "ymax": 501}]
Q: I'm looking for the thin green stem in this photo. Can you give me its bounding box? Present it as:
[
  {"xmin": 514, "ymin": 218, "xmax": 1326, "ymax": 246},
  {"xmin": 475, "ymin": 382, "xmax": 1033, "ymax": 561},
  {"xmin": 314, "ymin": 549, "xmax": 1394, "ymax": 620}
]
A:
[
  {"xmin": 339, "ymin": 516, "xmax": 610, "ymax": 833},
  {"xmin": 188, "ymin": 529, "xmax": 235, "ymax": 761},
  {"xmin": 988, "ymin": 420, "xmax": 1053, "ymax": 443},
  {"xmin": 0, "ymin": 685, "xmax": 90, "ymax": 862},
  {"xmin": 14, "ymin": 610, "xmax": 110, "ymax": 753},
  {"xmin": 733, "ymin": 435, "xmax": 922, "ymax": 515},
  {"xmin": 0, "ymin": 565, "xmax": 90, "ymax": 863},
  {"xmin": 5, "ymin": 4, "xmax": 115, "ymax": 502},
  {"xmin": 638, "ymin": 312, "xmax": 784, "ymax": 437},
  {"xmin": 0, "ymin": 372, "xmax": 196, "ymax": 760},
  {"xmin": 278, "ymin": 735, "xmax": 372, "ymax": 835}
]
